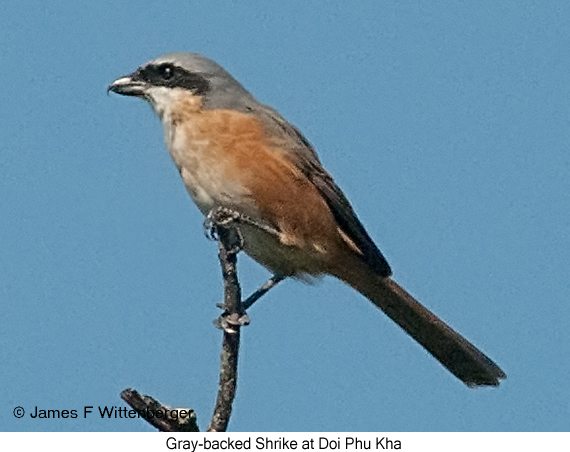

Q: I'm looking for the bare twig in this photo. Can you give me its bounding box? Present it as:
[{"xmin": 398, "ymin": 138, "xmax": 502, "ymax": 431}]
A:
[
  {"xmin": 207, "ymin": 225, "xmax": 244, "ymax": 432},
  {"xmin": 120, "ymin": 216, "xmax": 245, "ymax": 432},
  {"xmin": 242, "ymin": 275, "xmax": 285, "ymax": 310},
  {"xmin": 120, "ymin": 388, "xmax": 199, "ymax": 432}
]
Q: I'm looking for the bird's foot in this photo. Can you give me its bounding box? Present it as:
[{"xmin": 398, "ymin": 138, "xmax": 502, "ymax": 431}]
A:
[
  {"xmin": 203, "ymin": 207, "xmax": 244, "ymax": 254},
  {"xmin": 204, "ymin": 206, "xmax": 281, "ymax": 244}
]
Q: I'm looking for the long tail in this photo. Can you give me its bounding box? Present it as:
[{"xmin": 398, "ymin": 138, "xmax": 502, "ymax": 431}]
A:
[{"xmin": 332, "ymin": 262, "xmax": 506, "ymax": 387}]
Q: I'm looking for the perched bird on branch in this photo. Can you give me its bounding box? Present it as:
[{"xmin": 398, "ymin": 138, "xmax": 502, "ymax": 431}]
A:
[{"xmin": 109, "ymin": 53, "xmax": 506, "ymax": 387}]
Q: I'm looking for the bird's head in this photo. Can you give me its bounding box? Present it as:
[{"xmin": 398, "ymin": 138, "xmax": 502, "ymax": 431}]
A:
[{"xmin": 108, "ymin": 53, "xmax": 255, "ymax": 118}]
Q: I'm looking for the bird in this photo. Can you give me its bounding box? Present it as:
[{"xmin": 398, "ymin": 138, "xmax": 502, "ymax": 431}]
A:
[{"xmin": 108, "ymin": 52, "xmax": 506, "ymax": 387}]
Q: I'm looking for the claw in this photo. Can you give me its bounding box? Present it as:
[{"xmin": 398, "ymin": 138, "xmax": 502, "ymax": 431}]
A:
[
  {"xmin": 205, "ymin": 206, "xmax": 281, "ymax": 244},
  {"xmin": 203, "ymin": 214, "xmax": 217, "ymax": 241},
  {"xmin": 204, "ymin": 207, "xmax": 242, "ymax": 246}
]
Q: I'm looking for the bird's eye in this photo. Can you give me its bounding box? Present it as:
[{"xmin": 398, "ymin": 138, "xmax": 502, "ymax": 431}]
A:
[{"xmin": 159, "ymin": 64, "xmax": 174, "ymax": 80}]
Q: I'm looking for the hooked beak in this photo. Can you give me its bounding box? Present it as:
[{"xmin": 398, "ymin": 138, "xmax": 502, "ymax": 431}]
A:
[{"xmin": 107, "ymin": 72, "xmax": 147, "ymax": 97}]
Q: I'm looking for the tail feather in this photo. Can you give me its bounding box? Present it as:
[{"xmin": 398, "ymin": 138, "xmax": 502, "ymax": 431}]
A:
[{"xmin": 334, "ymin": 264, "xmax": 506, "ymax": 387}]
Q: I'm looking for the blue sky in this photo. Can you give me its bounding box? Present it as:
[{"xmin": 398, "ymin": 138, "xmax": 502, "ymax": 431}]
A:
[{"xmin": 1, "ymin": 1, "xmax": 569, "ymax": 432}]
